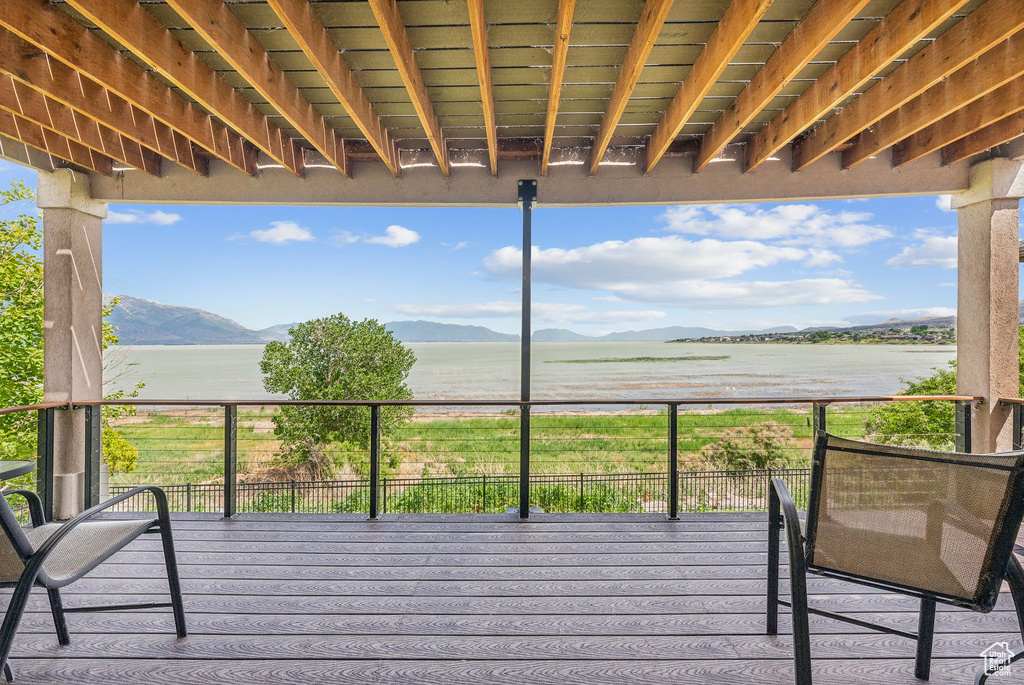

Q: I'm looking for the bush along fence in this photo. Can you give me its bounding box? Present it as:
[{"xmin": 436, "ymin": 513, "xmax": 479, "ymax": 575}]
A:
[{"xmin": 107, "ymin": 468, "xmax": 814, "ymax": 515}]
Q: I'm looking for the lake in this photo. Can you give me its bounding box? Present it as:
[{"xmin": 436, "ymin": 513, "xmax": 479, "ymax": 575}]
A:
[{"xmin": 105, "ymin": 342, "xmax": 957, "ymax": 403}]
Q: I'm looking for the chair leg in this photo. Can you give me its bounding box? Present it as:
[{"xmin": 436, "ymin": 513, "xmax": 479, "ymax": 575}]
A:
[
  {"xmin": 158, "ymin": 519, "xmax": 187, "ymax": 638},
  {"xmin": 46, "ymin": 588, "xmax": 70, "ymax": 646},
  {"xmin": 767, "ymin": 487, "xmax": 781, "ymax": 635},
  {"xmin": 975, "ymin": 555, "xmax": 1024, "ymax": 684},
  {"xmin": 0, "ymin": 572, "xmax": 38, "ymax": 682},
  {"xmin": 2, "ymin": 660, "xmax": 11, "ymax": 683},
  {"xmin": 914, "ymin": 597, "xmax": 935, "ymax": 680}
]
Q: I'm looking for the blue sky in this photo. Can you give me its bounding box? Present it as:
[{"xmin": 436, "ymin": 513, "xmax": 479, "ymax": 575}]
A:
[{"xmin": 0, "ymin": 159, "xmax": 979, "ymax": 335}]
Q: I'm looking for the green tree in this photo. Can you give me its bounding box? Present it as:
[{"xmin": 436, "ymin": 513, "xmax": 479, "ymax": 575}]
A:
[
  {"xmin": 0, "ymin": 180, "xmax": 140, "ymax": 471},
  {"xmin": 866, "ymin": 327, "xmax": 1024, "ymax": 448},
  {"xmin": 698, "ymin": 421, "xmax": 795, "ymax": 470},
  {"xmin": 910, "ymin": 324, "xmax": 929, "ymax": 336},
  {"xmin": 260, "ymin": 314, "xmax": 416, "ymax": 479},
  {"xmin": 808, "ymin": 330, "xmax": 832, "ymax": 343},
  {"xmin": 0, "ymin": 181, "xmax": 44, "ymax": 460}
]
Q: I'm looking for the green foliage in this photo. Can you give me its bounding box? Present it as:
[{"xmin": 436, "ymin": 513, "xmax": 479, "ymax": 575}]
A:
[
  {"xmin": 99, "ymin": 297, "xmax": 142, "ymax": 473},
  {"xmin": 260, "ymin": 314, "xmax": 416, "ymax": 479},
  {"xmin": 698, "ymin": 421, "xmax": 795, "ymax": 470},
  {"xmin": 0, "ymin": 182, "xmax": 43, "ymax": 460},
  {"xmin": 807, "ymin": 330, "xmax": 832, "ymax": 343},
  {"xmin": 866, "ymin": 327, "xmax": 1024, "ymax": 448},
  {"xmin": 910, "ymin": 324, "xmax": 930, "ymax": 336}
]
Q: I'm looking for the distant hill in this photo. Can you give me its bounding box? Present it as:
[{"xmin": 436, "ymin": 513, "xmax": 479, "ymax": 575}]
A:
[
  {"xmin": 533, "ymin": 325, "xmax": 799, "ymax": 342},
  {"xmin": 385, "ymin": 320, "xmax": 519, "ymax": 343},
  {"xmin": 106, "ymin": 295, "xmax": 276, "ymax": 345}
]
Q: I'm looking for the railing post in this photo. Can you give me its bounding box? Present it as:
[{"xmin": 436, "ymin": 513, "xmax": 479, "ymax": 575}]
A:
[
  {"xmin": 482, "ymin": 473, "xmax": 487, "ymax": 513},
  {"xmin": 668, "ymin": 404, "xmax": 679, "ymax": 520},
  {"xmin": 369, "ymin": 405, "xmax": 380, "ymax": 520},
  {"xmin": 519, "ymin": 404, "xmax": 530, "ymax": 519},
  {"xmin": 1013, "ymin": 403, "xmax": 1023, "ymax": 451},
  {"xmin": 811, "ymin": 402, "xmax": 827, "ymax": 435},
  {"xmin": 290, "ymin": 480, "xmax": 296, "ymax": 513},
  {"xmin": 955, "ymin": 400, "xmax": 973, "ymax": 453},
  {"xmin": 36, "ymin": 407, "xmax": 55, "ymax": 522},
  {"xmin": 83, "ymin": 404, "xmax": 102, "ymax": 509},
  {"xmin": 223, "ymin": 404, "xmax": 237, "ymax": 518},
  {"xmin": 381, "ymin": 477, "xmax": 387, "ymax": 515},
  {"xmin": 186, "ymin": 482, "xmax": 192, "ymax": 513}
]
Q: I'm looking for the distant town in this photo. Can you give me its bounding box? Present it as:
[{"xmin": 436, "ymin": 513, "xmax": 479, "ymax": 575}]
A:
[{"xmin": 671, "ymin": 323, "xmax": 957, "ymax": 345}]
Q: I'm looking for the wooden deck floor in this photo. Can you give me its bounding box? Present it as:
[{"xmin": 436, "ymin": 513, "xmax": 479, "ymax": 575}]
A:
[{"xmin": 4, "ymin": 512, "xmax": 1021, "ymax": 683}]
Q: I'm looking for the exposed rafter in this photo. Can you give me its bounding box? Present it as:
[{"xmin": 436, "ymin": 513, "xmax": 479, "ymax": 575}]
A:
[
  {"xmin": 0, "ymin": 0, "xmax": 254, "ymax": 175},
  {"xmin": 467, "ymin": 0, "xmax": 497, "ymax": 176},
  {"xmin": 0, "ymin": 31, "xmax": 206, "ymax": 176},
  {"xmin": 843, "ymin": 29, "xmax": 1024, "ymax": 168},
  {"xmin": 647, "ymin": 0, "xmax": 774, "ymax": 174},
  {"xmin": 590, "ymin": 0, "xmax": 674, "ymax": 175},
  {"xmin": 265, "ymin": 0, "xmax": 397, "ymax": 176},
  {"xmin": 541, "ymin": 0, "xmax": 576, "ymax": 176},
  {"xmin": 942, "ymin": 112, "xmax": 1024, "ymax": 165},
  {"xmin": 0, "ymin": 75, "xmax": 160, "ymax": 176},
  {"xmin": 744, "ymin": 0, "xmax": 968, "ymax": 172},
  {"xmin": 368, "ymin": 0, "xmax": 450, "ymax": 175},
  {"xmin": 157, "ymin": 0, "xmax": 346, "ymax": 177},
  {"xmin": 692, "ymin": 0, "xmax": 869, "ymax": 173},
  {"xmin": 794, "ymin": 0, "xmax": 1024, "ymax": 170},
  {"xmin": 0, "ymin": 109, "xmax": 111, "ymax": 174},
  {"xmin": 894, "ymin": 77, "xmax": 1024, "ymax": 166}
]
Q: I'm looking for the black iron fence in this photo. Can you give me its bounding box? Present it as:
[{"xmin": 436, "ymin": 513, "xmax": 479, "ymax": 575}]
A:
[{"xmin": 108, "ymin": 468, "xmax": 812, "ymax": 515}]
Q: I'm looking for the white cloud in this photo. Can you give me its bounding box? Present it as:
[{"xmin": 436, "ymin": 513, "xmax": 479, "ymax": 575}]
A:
[
  {"xmin": 845, "ymin": 307, "xmax": 957, "ymax": 324},
  {"xmin": 935, "ymin": 195, "xmax": 954, "ymax": 212},
  {"xmin": 331, "ymin": 230, "xmax": 360, "ymax": 246},
  {"xmin": 481, "ymin": 235, "xmax": 878, "ymax": 308},
  {"xmin": 248, "ymin": 220, "xmax": 314, "ymax": 244},
  {"xmin": 365, "ymin": 225, "xmax": 420, "ymax": 248},
  {"xmin": 107, "ymin": 209, "xmax": 182, "ymax": 225},
  {"xmin": 885, "ymin": 236, "xmax": 957, "ymax": 269},
  {"xmin": 659, "ymin": 203, "xmax": 892, "ymax": 247},
  {"xmin": 392, "ymin": 301, "xmax": 666, "ymax": 325},
  {"xmin": 453, "ymin": 241, "xmax": 469, "ymax": 250},
  {"xmin": 805, "ymin": 249, "xmax": 842, "ymax": 267}
]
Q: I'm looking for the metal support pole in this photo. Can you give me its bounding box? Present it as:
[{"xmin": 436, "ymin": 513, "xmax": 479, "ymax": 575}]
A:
[
  {"xmin": 811, "ymin": 402, "xmax": 827, "ymax": 435},
  {"xmin": 668, "ymin": 404, "xmax": 679, "ymax": 520},
  {"xmin": 369, "ymin": 405, "xmax": 380, "ymax": 520},
  {"xmin": 518, "ymin": 179, "xmax": 537, "ymax": 520},
  {"xmin": 83, "ymin": 404, "xmax": 101, "ymax": 509},
  {"xmin": 955, "ymin": 400, "xmax": 973, "ymax": 453},
  {"xmin": 1013, "ymin": 403, "xmax": 1023, "ymax": 451},
  {"xmin": 223, "ymin": 405, "xmax": 237, "ymax": 518},
  {"xmin": 36, "ymin": 408, "xmax": 55, "ymax": 522}
]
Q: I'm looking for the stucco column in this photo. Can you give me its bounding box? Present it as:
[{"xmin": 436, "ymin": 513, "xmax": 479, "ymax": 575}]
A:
[
  {"xmin": 952, "ymin": 158, "xmax": 1024, "ymax": 453},
  {"xmin": 37, "ymin": 169, "xmax": 106, "ymax": 518}
]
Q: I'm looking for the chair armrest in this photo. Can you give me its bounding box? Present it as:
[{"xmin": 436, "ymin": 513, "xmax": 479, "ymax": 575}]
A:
[
  {"xmin": 770, "ymin": 477, "xmax": 807, "ymax": 561},
  {"xmin": 3, "ymin": 490, "xmax": 45, "ymax": 527},
  {"xmin": 24, "ymin": 486, "xmax": 170, "ymax": 578}
]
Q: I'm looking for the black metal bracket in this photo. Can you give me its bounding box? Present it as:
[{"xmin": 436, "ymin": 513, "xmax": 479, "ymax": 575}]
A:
[{"xmin": 223, "ymin": 405, "xmax": 237, "ymax": 518}]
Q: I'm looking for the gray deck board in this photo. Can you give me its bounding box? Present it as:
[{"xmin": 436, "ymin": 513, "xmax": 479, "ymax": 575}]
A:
[{"xmin": 3, "ymin": 513, "xmax": 1016, "ymax": 684}]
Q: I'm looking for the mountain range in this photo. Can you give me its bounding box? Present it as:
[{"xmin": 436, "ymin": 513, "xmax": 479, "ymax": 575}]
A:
[{"xmin": 105, "ymin": 295, "xmax": 992, "ymax": 346}]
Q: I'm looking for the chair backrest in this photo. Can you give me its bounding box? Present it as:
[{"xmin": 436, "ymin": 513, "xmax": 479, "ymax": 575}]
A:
[
  {"xmin": 0, "ymin": 494, "xmax": 34, "ymax": 583},
  {"xmin": 805, "ymin": 432, "xmax": 1024, "ymax": 611}
]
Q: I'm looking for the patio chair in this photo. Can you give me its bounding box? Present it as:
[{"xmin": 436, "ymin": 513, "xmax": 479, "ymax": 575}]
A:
[
  {"xmin": 0, "ymin": 486, "xmax": 186, "ymax": 682},
  {"xmin": 767, "ymin": 432, "xmax": 1024, "ymax": 684}
]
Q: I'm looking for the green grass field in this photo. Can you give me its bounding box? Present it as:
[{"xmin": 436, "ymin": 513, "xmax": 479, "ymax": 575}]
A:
[{"xmin": 107, "ymin": 405, "xmax": 894, "ymax": 487}]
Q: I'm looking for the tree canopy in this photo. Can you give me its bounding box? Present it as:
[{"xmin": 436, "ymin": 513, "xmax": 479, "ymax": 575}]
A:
[{"xmin": 261, "ymin": 314, "xmax": 416, "ymax": 479}]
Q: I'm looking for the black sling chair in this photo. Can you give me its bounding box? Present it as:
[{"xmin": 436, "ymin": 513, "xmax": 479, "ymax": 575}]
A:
[
  {"xmin": 768, "ymin": 432, "xmax": 1024, "ymax": 684},
  {"xmin": 0, "ymin": 486, "xmax": 186, "ymax": 682}
]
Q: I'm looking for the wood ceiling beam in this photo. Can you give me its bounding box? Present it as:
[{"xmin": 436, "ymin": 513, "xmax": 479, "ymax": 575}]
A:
[
  {"xmin": 591, "ymin": 0, "xmax": 674, "ymax": 175},
  {"xmin": 844, "ymin": 29, "xmax": 1024, "ymax": 168},
  {"xmin": 61, "ymin": 0, "xmax": 285, "ymax": 176},
  {"xmin": 368, "ymin": 0, "xmax": 450, "ymax": 175},
  {"xmin": 0, "ymin": 75, "xmax": 160, "ymax": 176},
  {"xmin": 692, "ymin": 0, "xmax": 869, "ymax": 173},
  {"xmin": 894, "ymin": 77, "xmax": 1024, "ymax": 166},
  {"xmin": 0, "ymin": 110, "xmax": 111, "ymax": 174},
  {"xmin": 265, "ymin": 0, "xmax": 397, "ymax": 176},
  {"xmin": 744, "ymin": 0, "xmax": 968, "ymax": 172},
  {"xmin": 467, "ymin": 0, "xmax": 497, "ymax": 176},
  {"xmin": 942, "ymin": 111, "xmax": 1024, "ymax": 165},
  {"xmin": 647, "ymin": 0, "xmax": 774, "ymax": 174},
  {"xmin": 1, "ymin": 0, "xmax": 253, "ymax": 175},
  {"xmin": 795, "ymin": 0, "xmax": 1024, "ymax": 171},
  {"xmin": 541, "ymin": 0, "xmax": 576, "ymax": 176},
  {"xmin": 0, "ymin": 31, "xmax": 207, "ymax": 176},
  {"xmin": 157, "ymin": 0, "xmax": 346, "ymax": 177}
]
